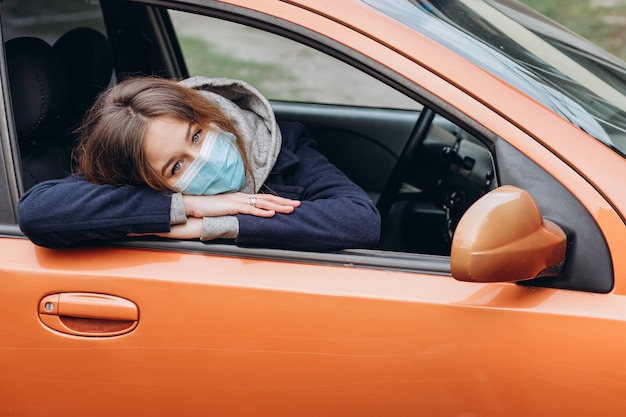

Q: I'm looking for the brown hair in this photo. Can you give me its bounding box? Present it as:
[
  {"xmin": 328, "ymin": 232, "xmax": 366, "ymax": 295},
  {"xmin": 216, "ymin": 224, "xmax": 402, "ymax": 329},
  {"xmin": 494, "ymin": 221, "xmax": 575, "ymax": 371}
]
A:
[{"xmin": 74, "ymin": 76, "xmax": 247, "ymax": 191}]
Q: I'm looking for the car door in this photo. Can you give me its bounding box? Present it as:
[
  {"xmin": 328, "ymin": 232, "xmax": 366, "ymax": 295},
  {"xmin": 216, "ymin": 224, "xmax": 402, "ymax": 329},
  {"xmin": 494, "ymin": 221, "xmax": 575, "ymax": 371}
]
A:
[
  {"xmin": 2, "ymin": 1, "xmax": 626, "ymax": 417},
  {"xmin": 0, "ymin": 2, "xmax": 484, "ymax": 415}
]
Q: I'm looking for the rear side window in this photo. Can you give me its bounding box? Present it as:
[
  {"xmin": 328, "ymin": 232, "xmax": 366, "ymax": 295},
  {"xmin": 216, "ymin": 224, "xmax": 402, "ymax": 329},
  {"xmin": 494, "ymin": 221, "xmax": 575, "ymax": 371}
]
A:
[
  {"xmin": 2, "ymin": 0, "xmax": 112, "ymax": 193},
  {"xmin": 1, "ymin": 0, "xmax": 105, "ymax": 43}
]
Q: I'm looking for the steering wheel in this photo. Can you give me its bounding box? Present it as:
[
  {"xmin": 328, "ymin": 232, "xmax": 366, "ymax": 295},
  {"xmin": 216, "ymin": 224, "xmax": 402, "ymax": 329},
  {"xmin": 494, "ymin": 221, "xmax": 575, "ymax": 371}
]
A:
[{"xmin": 377, "ymin": 107, "xmax": 436, "ymax": 218}]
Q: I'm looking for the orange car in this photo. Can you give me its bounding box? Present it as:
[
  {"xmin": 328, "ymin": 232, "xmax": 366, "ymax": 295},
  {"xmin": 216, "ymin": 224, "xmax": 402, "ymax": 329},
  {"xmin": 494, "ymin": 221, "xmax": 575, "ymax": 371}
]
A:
[{"xmin": 1, "ymin": 0, "xmax": 625, "ymax": 415}]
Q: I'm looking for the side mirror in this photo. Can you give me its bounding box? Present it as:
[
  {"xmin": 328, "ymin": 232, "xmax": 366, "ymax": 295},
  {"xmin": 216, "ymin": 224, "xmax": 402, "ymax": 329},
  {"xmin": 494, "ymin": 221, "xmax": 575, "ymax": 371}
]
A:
[{"xmin": 451, "ymin": 185, "xmax": 567, "ymax": 283}]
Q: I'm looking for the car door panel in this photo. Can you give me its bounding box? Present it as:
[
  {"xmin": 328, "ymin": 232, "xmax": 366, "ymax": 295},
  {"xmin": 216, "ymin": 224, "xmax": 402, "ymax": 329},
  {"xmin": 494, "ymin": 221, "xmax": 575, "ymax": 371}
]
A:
[
  {"xmin": 3, "ymin": 237, "xmax": 626, "ymax": 416},
  {"xmin": 273, "ymin": 101, "xmax": 474, "ymax": 202},
  {"xmin": 273, "ymin": 101, "xmax": 415, "ymax": 196}
]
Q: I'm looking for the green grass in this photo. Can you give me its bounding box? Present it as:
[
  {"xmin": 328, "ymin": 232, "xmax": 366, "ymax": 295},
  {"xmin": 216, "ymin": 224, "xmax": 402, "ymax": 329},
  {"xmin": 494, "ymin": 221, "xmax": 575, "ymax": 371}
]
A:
[
  {"xmin": 519, "ymin": 0, "xmax": 626, "ymax": 59},
  {"xmin": 178, "ymin": 35, "xmax": 300, "ymax": 99}
]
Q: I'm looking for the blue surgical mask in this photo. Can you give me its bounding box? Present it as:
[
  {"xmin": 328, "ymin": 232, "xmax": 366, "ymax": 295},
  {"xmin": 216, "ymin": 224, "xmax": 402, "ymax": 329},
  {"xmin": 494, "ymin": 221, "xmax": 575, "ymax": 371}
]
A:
[{"xmin": 173, "ymin": 125, "xmax": 245, "ymax": 195}]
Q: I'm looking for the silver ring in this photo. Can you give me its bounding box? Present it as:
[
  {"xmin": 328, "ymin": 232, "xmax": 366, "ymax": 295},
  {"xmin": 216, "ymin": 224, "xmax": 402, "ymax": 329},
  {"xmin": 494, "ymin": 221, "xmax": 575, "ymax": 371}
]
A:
[{"xmin": 249, "ymin": 196, "xmax": 257, "ymax": 207}]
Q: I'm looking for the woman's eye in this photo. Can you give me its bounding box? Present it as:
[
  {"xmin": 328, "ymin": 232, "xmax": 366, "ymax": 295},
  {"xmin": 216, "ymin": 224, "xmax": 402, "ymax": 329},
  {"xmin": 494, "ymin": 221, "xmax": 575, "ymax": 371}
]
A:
[
  {"xmin": 192, "ymin": 130, "xmax": 202, "ymax": 144},
  {"xmin": 171, "ymin": 161, "xmax": 182, "ymax": 175}
]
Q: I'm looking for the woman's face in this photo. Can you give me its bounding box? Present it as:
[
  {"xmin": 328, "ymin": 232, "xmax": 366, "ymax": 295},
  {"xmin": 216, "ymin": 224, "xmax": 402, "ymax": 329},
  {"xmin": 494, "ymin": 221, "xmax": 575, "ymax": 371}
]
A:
[{"xmin": 143, "ymin": 116, "xmax": 206, "ymax": 189}]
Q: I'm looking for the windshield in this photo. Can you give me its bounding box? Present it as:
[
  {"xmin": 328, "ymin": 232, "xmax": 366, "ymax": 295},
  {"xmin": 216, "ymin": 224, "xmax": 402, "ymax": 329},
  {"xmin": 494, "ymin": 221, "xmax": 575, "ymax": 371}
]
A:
[{"xmin": 366, "ymin": 0, "xmax": 626, "ymax": 157}]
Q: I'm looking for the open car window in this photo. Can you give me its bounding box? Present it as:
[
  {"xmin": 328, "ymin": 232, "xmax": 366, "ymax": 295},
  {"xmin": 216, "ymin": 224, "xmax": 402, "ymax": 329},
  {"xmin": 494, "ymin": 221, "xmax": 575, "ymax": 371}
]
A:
[{"xmin": 170, "ymin": 10, "xmax": 498, "ymax": 257}]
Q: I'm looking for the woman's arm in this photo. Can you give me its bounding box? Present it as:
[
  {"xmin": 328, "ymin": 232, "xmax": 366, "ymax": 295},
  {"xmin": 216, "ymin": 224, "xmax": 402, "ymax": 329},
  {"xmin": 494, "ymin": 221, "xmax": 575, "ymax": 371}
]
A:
[
  {"xmin": 183, "ymin": 193, "xmax": 299, "ymax": 218},
  {"xmin": 235, "ymin": 123, "xmax": 381, "ymax": 251},
  {"xmin": 18, "ymin": 175, "xmax": 173, "ymax": 248},
  {"xmin": 160, "ymin": 193, "xmax": 300, "ymax": 240},
  {"xmin": 18, "ymin": 175, "xmax": 300, "ymax": 248},
  {"xmin": 17, "ymin": 123, "xmax": 377, "ymax": 251}
]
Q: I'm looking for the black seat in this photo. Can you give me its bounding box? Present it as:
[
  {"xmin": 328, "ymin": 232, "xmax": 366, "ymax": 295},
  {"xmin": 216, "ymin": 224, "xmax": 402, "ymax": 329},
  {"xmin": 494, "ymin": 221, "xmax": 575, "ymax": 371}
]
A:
[
  {"xmin": 53, "ymin": 27, "xmax": 114, "ymax": 138},
  {"xmin": 5, "ymin": 37, "xmax": 72, "ymax": 190}
]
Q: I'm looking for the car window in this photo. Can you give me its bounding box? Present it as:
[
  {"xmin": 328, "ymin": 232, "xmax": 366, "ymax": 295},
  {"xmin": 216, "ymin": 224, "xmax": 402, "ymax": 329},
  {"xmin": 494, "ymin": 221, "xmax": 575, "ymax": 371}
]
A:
[
  {"xmin": 0, "ymin": 1, "xmax": 497, "ymax": 258},
  {"xmin": 1, "ymin": 0, "xmax": 106, "ymax": 43},
  {"xmin": 168, "ymin": 9, "xmax": 497, "ymax": 257},
  {"xmin": 169, "ymin": 11, "xmax": 419, "ymax": 110},
  {"xmin": 1, "ymin": 0, "xmax": 113, "ymax": 194},
  {"xmin": 366, "ymin": 0, "xmax": 626, "ymax": 158}
]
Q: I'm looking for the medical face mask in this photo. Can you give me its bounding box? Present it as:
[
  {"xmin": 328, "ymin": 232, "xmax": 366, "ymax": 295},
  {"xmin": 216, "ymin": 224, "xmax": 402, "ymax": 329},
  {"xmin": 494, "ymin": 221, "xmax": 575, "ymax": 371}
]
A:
[{"xmin": 173, "ymin": 125, "xmax": 245, "ymax": 195}]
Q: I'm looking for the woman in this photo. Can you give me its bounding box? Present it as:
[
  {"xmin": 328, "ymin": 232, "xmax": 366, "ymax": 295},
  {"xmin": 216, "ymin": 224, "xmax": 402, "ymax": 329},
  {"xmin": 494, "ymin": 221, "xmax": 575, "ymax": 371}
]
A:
[{"xmin": 18, "ymin": 76, "xmax": 380, "ymax": 251}]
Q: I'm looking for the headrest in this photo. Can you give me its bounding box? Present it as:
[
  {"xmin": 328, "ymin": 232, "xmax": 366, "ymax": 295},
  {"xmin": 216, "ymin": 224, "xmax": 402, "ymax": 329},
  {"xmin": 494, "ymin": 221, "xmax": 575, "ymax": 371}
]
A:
[
  {"xmin": 5, "ymin": 37, "xmax": 70, "ymax": 139},
  {"xmin": 53, "ymin": 27, "xmax": 114, "ymax": 106}
]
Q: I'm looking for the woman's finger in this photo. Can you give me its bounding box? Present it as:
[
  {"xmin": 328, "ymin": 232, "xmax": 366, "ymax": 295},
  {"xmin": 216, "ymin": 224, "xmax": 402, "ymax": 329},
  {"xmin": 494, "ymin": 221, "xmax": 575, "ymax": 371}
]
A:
[
  {"xmin": 245, "ymin": 194, "xmax": 300, "ymax": 214},
  {"xmin": 183, "ymin": 192, "xmax": 300, "ymax": 218},
  {"xmin": 260, "ymin": 194, "xmax": 301, "ymax": 207}
]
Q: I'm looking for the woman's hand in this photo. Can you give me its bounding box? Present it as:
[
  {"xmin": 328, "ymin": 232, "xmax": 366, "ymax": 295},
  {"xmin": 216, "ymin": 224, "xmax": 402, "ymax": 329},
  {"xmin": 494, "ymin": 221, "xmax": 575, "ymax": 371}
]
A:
[
  {"xmin": 183, "ymin": 192, "xmax": 300, "ymax": 218},
  {"xmin": 154, "ymin": 217, "xmax": 204, "ymax": 239},
  {"xmin": 128, "ymin": 217, "xmax": 204, "ymax": 239},
  {"xmin": 129, "ymin": 193, "xmax": 299, "ymax": 240}
]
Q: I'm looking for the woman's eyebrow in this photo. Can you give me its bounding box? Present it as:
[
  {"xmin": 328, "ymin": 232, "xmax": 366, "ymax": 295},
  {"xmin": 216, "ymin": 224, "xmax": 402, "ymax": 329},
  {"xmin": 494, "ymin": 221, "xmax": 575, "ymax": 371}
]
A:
[{"xmin": 160, "ymin": 122, "xmax": 193, "ymax": 176}]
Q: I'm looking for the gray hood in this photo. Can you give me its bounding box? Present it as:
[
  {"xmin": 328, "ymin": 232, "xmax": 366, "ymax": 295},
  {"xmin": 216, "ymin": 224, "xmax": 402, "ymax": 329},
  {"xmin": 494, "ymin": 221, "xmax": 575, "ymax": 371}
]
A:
[{"xmin": 178, "ymin": 76, "xmax": 281, "ymax": 193}]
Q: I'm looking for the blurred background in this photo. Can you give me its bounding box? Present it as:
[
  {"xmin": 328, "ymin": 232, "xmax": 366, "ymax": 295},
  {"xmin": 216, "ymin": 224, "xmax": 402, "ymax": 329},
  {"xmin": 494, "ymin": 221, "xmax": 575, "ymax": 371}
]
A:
[
  {"xmin": 520, "ymin": 0, "xmax": 626, "ymax": 59},
  {"xmin": 3, "ymin": 0, "xmax": 626, "ymax": 107}
]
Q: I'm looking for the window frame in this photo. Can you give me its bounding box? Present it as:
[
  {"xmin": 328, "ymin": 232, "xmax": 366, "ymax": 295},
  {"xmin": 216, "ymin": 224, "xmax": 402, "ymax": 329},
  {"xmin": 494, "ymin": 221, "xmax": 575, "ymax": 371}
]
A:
[{"xmin": 0, "ymin": 28, "xmax": 23, "ymax": 225}]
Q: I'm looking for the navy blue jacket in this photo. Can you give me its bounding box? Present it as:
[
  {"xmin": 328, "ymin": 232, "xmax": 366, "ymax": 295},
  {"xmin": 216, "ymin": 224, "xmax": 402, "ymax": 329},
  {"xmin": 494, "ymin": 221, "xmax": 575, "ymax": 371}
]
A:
[{"xmin": 18, "ymin": 123, "xmax": 381, "ymax": 251}]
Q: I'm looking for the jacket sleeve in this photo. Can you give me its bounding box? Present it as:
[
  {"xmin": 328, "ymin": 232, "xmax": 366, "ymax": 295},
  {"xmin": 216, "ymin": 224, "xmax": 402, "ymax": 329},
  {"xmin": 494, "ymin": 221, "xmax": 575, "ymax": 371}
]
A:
[
  {"xmin": 236, "ymin": 123, "xmax": 381, "ymax": 251},
  {"xmin": 18, "ymin": 174, "xmax": 173, "ymax": 248}
]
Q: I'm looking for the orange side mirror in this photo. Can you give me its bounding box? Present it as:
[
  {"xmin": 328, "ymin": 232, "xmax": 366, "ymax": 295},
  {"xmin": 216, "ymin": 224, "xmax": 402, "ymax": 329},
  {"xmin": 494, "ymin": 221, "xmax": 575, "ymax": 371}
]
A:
[{"xmin": 451, "ymin": 185, "xmax": 567, "ymax": 283}]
